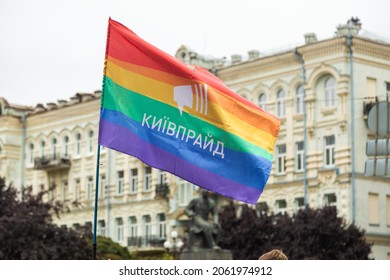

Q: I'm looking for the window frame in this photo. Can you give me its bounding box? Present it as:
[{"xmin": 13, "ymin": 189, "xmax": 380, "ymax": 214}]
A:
[
  {"xmin": 156, "ymin": 213, "xmax": 166, "ymax": 240},
  {"xmin": 277, "ymin": 89, "xmax": 286, "ymax": 118},
  {"xmin": 325, "ymin": 77, "xmax": 336, "ymax": 107},
  {"xmin": 115, "ymin": 217, "xmax": 124, "ymax": 243},
  {"xmin": 117, "ymin": 170, "xmax": 124, "ymax": 195},
  {"xmin": 276, "ymin": 144, "xmax": 287, "ymax": 175},
  {"xmin": 128, "ymin": 216, "xmax": 138, "ymax": 239},
  {"xmin": 295, "ymin": 141, "xmax": 304, "ymax": 172},
  {"xmin": 324, "ymin": 135, "xmax": 335, "ymax": 167},
  {"xmin": 258, "ymin": 93, "xmax": 267, "ymax": 110},
  {"xmin": 75, "ymin": 133, "xmax": 82, "ymax": 156},
  {"xmin": 130, "ymin": 168, "xmax": 138, "ymax": 194},
  {"xmin": 143, "ymin": 166, "xmax": 152, "ymax": 192},
  {"xmin": 296, "ymin": 85, "xmax": 305, "ymax": 114}
]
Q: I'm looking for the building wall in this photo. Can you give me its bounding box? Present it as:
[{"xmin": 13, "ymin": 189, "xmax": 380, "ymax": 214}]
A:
[{"xmin": 216, "ymin": 35, "xmax": 390, "ymax": 259}]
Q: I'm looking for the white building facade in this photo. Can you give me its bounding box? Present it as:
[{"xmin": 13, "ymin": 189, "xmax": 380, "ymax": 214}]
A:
[{"xmin": 210, "ymin": 21, "xmax": 390, "ymax": 259}]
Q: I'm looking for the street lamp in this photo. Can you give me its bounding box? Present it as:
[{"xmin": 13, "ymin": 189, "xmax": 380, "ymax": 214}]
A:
[{"xmin": 163, "ymin": 230, "xmax": 184, "ymax": 259}]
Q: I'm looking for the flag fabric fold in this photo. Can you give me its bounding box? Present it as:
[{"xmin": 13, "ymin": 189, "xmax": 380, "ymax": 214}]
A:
[{"xmin": 98, "ymin": 18, "xmax": 280, "ymax": 204}]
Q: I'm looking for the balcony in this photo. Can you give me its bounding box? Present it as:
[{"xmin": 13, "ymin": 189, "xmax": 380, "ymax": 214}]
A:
[
  {"xmin": 155, "ymin": 183, "xmax": 169, "ymax": 198},
  {"xmin": 33, "ymin": 154, "xmax": 71, "ymax": 171},
  {"xmin": 127, "ymin": 236, "xmax": 166, "ymax": 248}
]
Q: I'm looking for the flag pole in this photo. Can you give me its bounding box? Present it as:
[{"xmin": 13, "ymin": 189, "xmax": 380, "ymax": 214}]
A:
[
  {"xmin": 92, "ymin": 18, "xmax": 110, "ymax": 259},
  {"xmin": 92, "ymin": 144, "xmax": 101, "ymax": 259}
]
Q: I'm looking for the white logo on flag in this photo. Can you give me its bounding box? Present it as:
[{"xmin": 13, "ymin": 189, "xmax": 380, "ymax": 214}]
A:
[{"xmin": 174, "ymin": 84, "xmax": 208, "ymax": 116}]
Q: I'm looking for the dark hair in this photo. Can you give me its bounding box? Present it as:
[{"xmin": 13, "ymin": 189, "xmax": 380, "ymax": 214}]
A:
[{"xmin": 258, "ymin": 249, "xmax": 288, "ymax": 260}]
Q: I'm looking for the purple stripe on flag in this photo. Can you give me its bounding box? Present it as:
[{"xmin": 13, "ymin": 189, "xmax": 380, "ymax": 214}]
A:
[{"xmin": 99, "ymin": 118, "xmax": 262, "ymax": 204}]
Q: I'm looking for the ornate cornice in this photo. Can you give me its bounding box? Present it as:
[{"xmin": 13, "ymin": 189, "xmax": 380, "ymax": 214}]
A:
[
  {"xmin": 217, "ymin": 36, "xmax": 390, "ymax": 83},
  {"xmin": 353, "ymin": 37, "xmax": 390, "ymax": 61}
]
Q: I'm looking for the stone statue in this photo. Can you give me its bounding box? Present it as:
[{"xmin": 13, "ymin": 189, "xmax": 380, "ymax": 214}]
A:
[{"xmin": 184, "ymin": 190, "xmax": 221, "ymax": 251}]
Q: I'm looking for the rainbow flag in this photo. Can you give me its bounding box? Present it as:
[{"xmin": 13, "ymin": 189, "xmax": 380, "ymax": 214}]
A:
[{"xmin": 98, "ymin": 18, "xmax": 280, "ymax": 204}]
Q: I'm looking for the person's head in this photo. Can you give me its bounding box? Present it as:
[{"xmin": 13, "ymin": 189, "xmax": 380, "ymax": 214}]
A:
[{"xmin": 258, "ymin": 249, "xmax": 288, "ymax": 260}]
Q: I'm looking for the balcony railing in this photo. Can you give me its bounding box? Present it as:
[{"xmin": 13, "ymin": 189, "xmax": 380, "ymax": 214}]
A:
[
  {"xmin": 155, "ymin": 183, "xmax": 169, "ymax": 197},
  {"xmin": 33, "ymin": 154, "xmax": 71, "ymax": 170},
  {"xmin": 127, "ymin": 235, "xmax": 166, "ymax": 248}
]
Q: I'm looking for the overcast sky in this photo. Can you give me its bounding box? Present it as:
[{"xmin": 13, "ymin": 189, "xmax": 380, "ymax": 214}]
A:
[{"xmin": 1, "ymin": 0, "xmax": 390, "ymax": 107}]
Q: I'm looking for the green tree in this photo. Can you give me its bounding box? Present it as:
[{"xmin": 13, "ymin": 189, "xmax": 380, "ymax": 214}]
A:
[
  {"xmin": 218, "ymin": 202, "xmax": 372, "ymax": 260},
  {"xmin": 0, "ymin": 177, "xmax": 131, "ymax": 260},
  {"xmin": 95, "ymin": 236, "xmax": 133, "ymax": 260}
]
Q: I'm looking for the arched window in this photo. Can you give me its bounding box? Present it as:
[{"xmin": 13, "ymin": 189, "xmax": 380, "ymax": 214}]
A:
[
  {"xmin": 51, "ymin": 138, "xmax": 57, "ymax": 159},
  {"xmin": 88, "ymin": 130, "xmax": 94, "ymax": 154},
  {"xmin": 28, "ymin": 143, "xmax": 34, "ymax": 165},
  {"xmin": 63, "ymin": 136, "xmax": 69, "ymax": 158},
  {"xmin": 40, "ymin": 140, "xmax": 45, "ymax": 158},
  {"xmin": 156, "ymin": 213, "xmax": 166, "ymax": 239},
  {"xmin": 325, "ymin": 77, "xmax": 336, "ymax": 107},
  {"xmin": 128, "ymin": 216, "xmax": 137, "ymax": 240},
  {"xmin": 142, "ymin": 215, "xmax": 152, "ymax": 243},
  {"xmin": 258, "ymin": 93, "xmax": 267, "ymax": 110},
  {"xmin": 115, "ymin": 217, "xmax": 124, "ymax": 243},
  {"xmin": 75, "ymin": 133, "xmax": 81, "ymax": 156},
  {"xmin": 277, "ymin": 89, "xmax": 286, "ymax": 117},
  {"xmin": 296, "ymin": 85, "xmax": 304, "ymax": 114}
]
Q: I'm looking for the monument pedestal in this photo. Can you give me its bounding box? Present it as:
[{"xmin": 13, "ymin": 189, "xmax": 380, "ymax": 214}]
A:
[{"xmin": 179, "ymin": 249, "xmax": 233, "ymax": 260}]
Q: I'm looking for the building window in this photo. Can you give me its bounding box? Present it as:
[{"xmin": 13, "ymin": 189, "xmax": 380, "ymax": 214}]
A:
[
  {"xmin": 115, "ymin": 217, "xmax": 124, "ymax": 243},
  {"xmin": 63, "ymin": 136, "xmax": 69, "ymax": 158},
  {"xmin": 61, "ymin": 180, "xmax": 68, "ymax": 202},
  {"xmin": 88, "ymin": 130, "xmax": 94, "ymax": 154},
  {"xmin": 158, "ymin": 170, "xmax": 167, "ymax": 185},
  {"xmin": 128, "ymin": 216, "xmax": 137, "ymax": 239},
  {"xmin": 295, "ymin": 141, "xmax": 304, "ymax": 172},
  {"xmin": 386, "ymin": 195, "xmax": 390, "ymax": 227},
  {"xmin": 99, "ymin": 174, "xmax": 106, "ymax": 198},
  {"xmin": 324, "ymin": 193, "xmax": 337, "ymax": 207},
  {"xmin": 28, "ymin": 143, "xmax": 34, "ymax": 165},
  {"xmin": 275, "ymin": 199, "xmax": 287, "ymax": 214},
  {"xmin": 40, "ymin": 140, "xmax": 45, "ymax": 158},
  {"xmin": 142, "ymin": 215, "xmax": 152, "ymax": 245},
  {"xmin": 277, "ymin": 89, "xmax": 286, "ymax": 117},
  {"xmin": 294, "ymin": 197, "xmax": 305, "ymax": 210},
  {"xmin": 130, "ymin": 168, "xmax": 138, "ymax": 194},
  {"xmin": 98, "ymin": 220, "xmax": 106, "ymax": 237},
  {"xmin": 72, "ymin": 223, "xmax": 80, "ymax": 230},
  {"xmin": 276, "ymin": 144, "xmax": 286, "ymax": 174},
  {"xmin": 324, "ymin": 135, "xmax": 335, "ymax": 167},
  {"xmin": 117, "ymin": 170, "xmax": 124, "ymax": 194},
  {"xmin": 75, "ymin": 133, "xmax": 81, "ymax": 156},
  {"xmin": 144, "ymin": 166, "xmax": 152, "ymax": 192},
  {"xmin": 86, "ymin": 176, "xmax": 93, "ymax": 200},
  {"xmin": 74, "ymin": 178, "xmax": 80, "ymax": 201},
  {"xmin": 85, "ymin": 222, "xmax": 92, "ymax": 233},
  {"xmin": 258, "ymin": 93, "xmax": 267, "ymax": 110},
  {"xmin": 51, "ymin": 138, "xmax": 57, "ymax": 159},
  {"xmin": 256, "ymin": 202, "xmax": 268, "ymax": 216},
  {"xmin": 325, "ymin": 77, "xmax": 336, "ymax": 107},
  {"xmin": 386, "ymin": 82, "xmax": 390, "ymax": 99},
  {"xmin": 368, "ymin": 193, "xmax": 379, "ymax": 226},
  {"xmin": 366, "ymin": 77, "xmax": 377, "ymax": 98},
  {"xmin": 178, "ymin": 179, "xmax": 197, "ymax": 206},
  {"xmin": 296, "ymin": 85, "xmax": 304, "ymax": 114},
  {"xmin": 156, "ymin": 213, "xmax": 166, "ymax": 240},
  {"xmin": 49, "ymin": 180, "xmax": 56, "ymax": 201}
]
